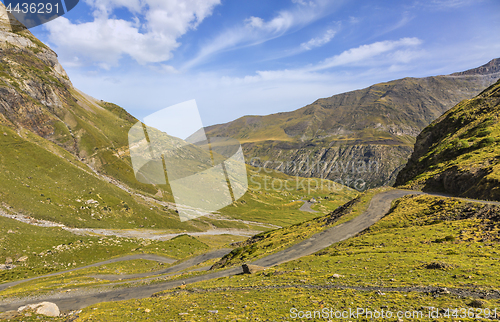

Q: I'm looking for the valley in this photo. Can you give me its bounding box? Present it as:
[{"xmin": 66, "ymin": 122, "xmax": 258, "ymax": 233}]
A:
[{"xmin": 0, "ymin": 1, "xmax": 500, "ymax": 320}]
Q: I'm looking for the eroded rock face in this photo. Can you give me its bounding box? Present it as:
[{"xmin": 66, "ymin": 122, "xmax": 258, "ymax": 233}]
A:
[
  {"xmin": 246, "ymin": 142, "xmax": 412, "ymax": 189},
  {"xmin": 0, "ymin": 2, "xmax": 76, "ymax": 151}
]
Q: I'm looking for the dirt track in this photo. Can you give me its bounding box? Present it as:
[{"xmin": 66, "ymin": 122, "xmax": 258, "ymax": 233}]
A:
[{"xmin": 0, "ymin": 189, "xmax": 424, "ymax": 311}]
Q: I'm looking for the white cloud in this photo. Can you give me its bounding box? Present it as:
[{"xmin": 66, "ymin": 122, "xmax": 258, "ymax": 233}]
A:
[
  {"xmin": 309, "ymin": 37, "xmax": 422, "ymax": 71},
  {"xmin": 205, "ymin": 38, "xmax": 423, "ymax": 89},
  {"xmin": 423, "ymin": 0, "xmax": 482, "ymax": 9},
  {"xmin": 182, "ymin": 0, "xmax": 338, "ymax": 69},
  {"xmin": 44, "ymin": 0, "xmax": 221, "ymax": 66},
  {"xmin": 158, "ymin": 64, "xmax": 179, "ymax": 74},
  {"xmin": 300, "ymin": 28, "xmax": 337, "ymax": 50}
]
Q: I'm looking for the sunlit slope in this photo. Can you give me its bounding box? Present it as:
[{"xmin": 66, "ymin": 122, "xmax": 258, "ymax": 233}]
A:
[{"xmin": 396, "ymin": 79, "xmax": 500, "ymax": 200}]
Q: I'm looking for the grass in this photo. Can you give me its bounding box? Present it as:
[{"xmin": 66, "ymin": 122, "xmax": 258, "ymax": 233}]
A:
[
  {"xmin": 218, "ymin": 166, "xmax": 357, "ymax": 227},
  {"xmin": 207, "ymin": 194, "xmax": 500, "ymax": 291},
  {"xmin": 0, "ymin": 125, "xmax": 201, "ymax": 230},
  {"xmin": 63, "ymin": 288, "xmax": 498, "ymax": 322},
  {"xmin": 194, "ymin": 235, "xmax": 248, "ymax": 248},
  {"xmin": 0, "ymin": 233, "xmax": 229, "ymax": 300},
  {"xmin": 212, "ymin": 187, "xmax": 385, "ymax": 269},
  {"xmin": 3, "ymin": 190, "xmax": 500, "ymax": 321},
  {"xmin": 0, "ymin": 216, "xmax": 209, "ymax": 285}
]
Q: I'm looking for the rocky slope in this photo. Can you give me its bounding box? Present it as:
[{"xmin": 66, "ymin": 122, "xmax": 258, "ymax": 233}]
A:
[
  {"xmin": 395, "ymin": 79, "xmax": 500, "ymax": 201},
  {"xmin": 205, "ymin": 61, "xmax": 500, "ymax": 189},
  {"xmin": 0, "ymin": 4, "xmax": 196, "ymax": 229}
]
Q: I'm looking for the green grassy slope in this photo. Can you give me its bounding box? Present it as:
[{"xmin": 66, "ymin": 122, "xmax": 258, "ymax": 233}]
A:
[
  {"xmin": 0, "ymin": 209, "xmax": 209, "ymax": 284},
  {"xmin": 212, "ymin": 187, "xmax": 384, "ymax": 269},
  {"xmin": 0, "ymin": 124, "xmax": 205, "ymax": 230},
  {"xmin": 396, "ymin": 79, "xmax": 500, "ymax": 200}
]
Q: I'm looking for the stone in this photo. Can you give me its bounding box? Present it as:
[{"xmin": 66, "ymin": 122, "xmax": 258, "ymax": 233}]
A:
[
  {"xmin": 5, "ymin": 257, "xmax": 12, "ymax": 264},
  {"xmin": 242, "ymin": 264, "xmax": 266, "ymax": 274},
  {"xmin": 330, "ymin": 273, "xmax": 343, "ymax": 278},
  {"xmin": 0, "ymin": 310, "xmax": 20, "ymax": 319},
  {"xmin": 18, "ymin": 302, "xmax": 60, "ymax": 317},
  {"xmin": 17, "ymin": 255, "xmax": 28, "ymax": 262},
  {"xmin": 0, "ymin": 264, "xmax": 16, "ymax": 270},
  {"xmin": 437, "ymin": 287, "xmax": 450, "ymax": 294},
  {"xmin": 469, "ymin": 299, "xmax": 486, "ymax": 308}
]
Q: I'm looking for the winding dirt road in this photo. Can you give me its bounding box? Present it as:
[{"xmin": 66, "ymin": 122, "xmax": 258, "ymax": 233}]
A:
[
  {"xmin": 0, "ymin": 189, "xmax": 424, "ymax": 312},
  {"xmin": 6, "ymin": 189, "xmax": 496, "ymax": 312}
]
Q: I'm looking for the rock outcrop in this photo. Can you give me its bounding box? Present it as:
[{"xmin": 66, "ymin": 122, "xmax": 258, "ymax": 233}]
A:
[{"xmin": 242, "ymin": 263, "xmax": 266, "ymax": 274}]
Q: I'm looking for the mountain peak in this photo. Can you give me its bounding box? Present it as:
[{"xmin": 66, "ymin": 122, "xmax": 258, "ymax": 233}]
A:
[
  {"xmin": 0, "ymin": 2, "xmax": 27, "ymax": 32},
  {"xmin": 451, "ymin": 58, "xmax": 500, "ymax": 76}
]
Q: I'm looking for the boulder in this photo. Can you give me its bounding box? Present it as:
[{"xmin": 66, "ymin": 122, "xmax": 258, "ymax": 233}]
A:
[
  {"xmin": 5, "ymin": 257, "xmax": 12, "ymax": 264},
  {"xmin": 18, "ymin": 302, "xmax": 60, "ymax": 317},
  {"xmin": 242, "ymin": 264, "xmax": 265, "ymax": 274},
  {"xmin": 0, "ymin": 264, "xmax": 16, "ymax": 270},
  {"xmin": 17, "ymin": 255, "xmax": 28, "ymax": 262}
]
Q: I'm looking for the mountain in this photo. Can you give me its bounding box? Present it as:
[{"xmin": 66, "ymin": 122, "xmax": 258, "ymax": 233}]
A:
[
  {"xmin": 395, "ymin": 79, "xmax": 500, "ymax": 201},
  {"xmin": 0, "ymin": 4, "xmax": 197, "ymax": 229},
  {"xmin": 205, "ymin": 60, "xmax": 500, "ymax": 189},
  {"xmin": 0, "ymin": 5, "xmax": 354, "ymax": 231}
]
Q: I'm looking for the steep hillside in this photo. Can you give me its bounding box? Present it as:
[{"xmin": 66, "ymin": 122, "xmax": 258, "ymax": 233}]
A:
[
  {"xmin": 395, "ymin": 79, "xmax": 500, "ymax": 201},
  {"xmin": 0, "ymin": 3, "xmax": 226, "ymax": 232},
  {"xmin": 205, "ymin": 61, "xmax": 500, "ymax": 189}
]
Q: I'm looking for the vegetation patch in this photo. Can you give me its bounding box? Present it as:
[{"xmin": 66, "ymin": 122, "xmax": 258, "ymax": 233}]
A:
[{"xmin": 211, "ymin": 188, "xmax": 386, "ymax": 269}]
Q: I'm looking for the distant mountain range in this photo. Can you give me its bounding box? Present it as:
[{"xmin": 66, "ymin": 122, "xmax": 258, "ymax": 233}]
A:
[
  {"xmin": 205, "ymin": 59, "xmax": 500, "ymax": 189},
  {"xmin": 396, "ymin": 78, "xmax": 500, "ymax": 201}
]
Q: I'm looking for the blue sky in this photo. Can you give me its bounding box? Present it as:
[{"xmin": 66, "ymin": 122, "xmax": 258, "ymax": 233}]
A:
[{"xmin": 24, "ymin": 0, "xmax": 500, "ymax": 126}]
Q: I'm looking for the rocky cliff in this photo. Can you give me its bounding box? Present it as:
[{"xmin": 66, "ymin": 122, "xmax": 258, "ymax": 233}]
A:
[{"xmin": 395, "ymin": 79, "xmax": 500, "ymax": 201}]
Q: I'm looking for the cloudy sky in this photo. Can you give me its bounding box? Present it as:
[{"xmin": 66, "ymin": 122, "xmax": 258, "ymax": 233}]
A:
[{"xmin": 24, "ymin": 0, "xmax": 500, "ymax": 126}]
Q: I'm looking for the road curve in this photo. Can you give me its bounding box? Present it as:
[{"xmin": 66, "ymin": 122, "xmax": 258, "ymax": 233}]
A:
[
  {"xmin": 299, "ymin": 199, "xmax": 318, "ymax": 213},
  {"xmin": 0, "ymin": 189, "xmax": 430, "ymax": 311},
  {"xmin": 0, "ymin": 254, "xmax": 176, "ymax": 293}
]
